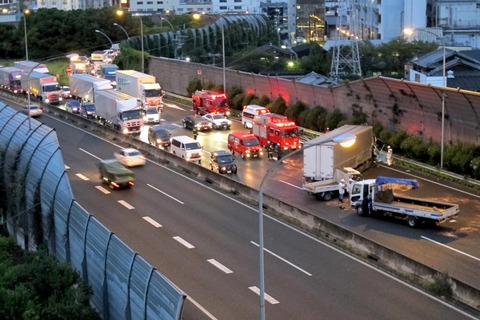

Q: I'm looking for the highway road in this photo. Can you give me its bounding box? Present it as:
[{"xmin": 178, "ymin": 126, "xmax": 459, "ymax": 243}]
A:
[{"xmin": 1, "ymin": 94, "xmax": 476, "ymax": 319}]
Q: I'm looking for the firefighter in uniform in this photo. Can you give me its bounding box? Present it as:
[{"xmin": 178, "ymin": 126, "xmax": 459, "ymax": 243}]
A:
[{"xmin": 193, "ymin": 127, "xmax": 198, "ymax": 140}]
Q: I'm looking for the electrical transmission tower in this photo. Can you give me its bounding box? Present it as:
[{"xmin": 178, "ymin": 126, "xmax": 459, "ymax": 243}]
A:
[{"xmin": 330, "ymin": 0, "xmax": 362, "ymax": 83}]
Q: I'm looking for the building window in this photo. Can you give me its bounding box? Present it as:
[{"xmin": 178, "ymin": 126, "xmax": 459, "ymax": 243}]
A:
[
  {"xmin": 147, "ymin": 1, "xmax": 152, "ymax": 3},
  {"xmin": 219, "ymin": 6, "xmax": 227, "ymax": 10},
  {"xmin": 234, "ymin": 5, "xmax": 241, "ymax": 9},
  {"xmin": 219, "ymin": 0, "xmax": 226, "ymax": 2},
  {"xmin": 157, "ymin": 1, "xmax": 162, "ymax": 3},
  {"xmin": 234, "ymin": 0, "xmax": 241, "ymax": 2},
  {"xmin": 137, "ymin": 1, "xmax": 143, "ymax": 4}
]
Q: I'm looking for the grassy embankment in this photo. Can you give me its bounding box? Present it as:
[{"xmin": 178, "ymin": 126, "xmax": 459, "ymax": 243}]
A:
[{"xmin": 0, "ymin": 59, "xmax": 70, "ymax": 86}]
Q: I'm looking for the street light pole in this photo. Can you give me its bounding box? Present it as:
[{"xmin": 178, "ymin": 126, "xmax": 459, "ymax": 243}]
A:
[
  {"xmin": 257, "ymin": 133, "xmax": 356, "ymax": 320},
  {"xmin": 113, "ymin": 22, "xmax": 130, "ymax": 39},
  {"xmin": 140, "ymin": 16, "xmax": 144, "ymax": 73},
  {"xmin": 161, "ymin": 17, "xmax": 174, "ymax": 31},
  {"xmin": 403, "ymin": 28, "xmax": 446, "ymax": 169},
  {"xmin": 222, "ymin": 24, "xmax": 226, "ymax": 93},
  {"xmin": 440, "ymin": 40, "xmax": 446, "ymax": 169},
  {"xmin": 23, "ymin": 10, "xmax": 29, "ymax": 60},
  {"xmin": 94, "ymin": 29, "xmax": 114, "ymax": 48}
]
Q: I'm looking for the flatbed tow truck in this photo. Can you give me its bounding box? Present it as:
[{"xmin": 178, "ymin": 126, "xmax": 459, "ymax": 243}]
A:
[{"xmin": 349, "ymin": 176, "xmax": 460, "ymax": 227}]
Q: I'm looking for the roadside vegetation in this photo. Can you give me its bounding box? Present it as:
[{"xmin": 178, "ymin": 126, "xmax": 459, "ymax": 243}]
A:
[{"xmin": 0, "ymin": 232, "xmax": 100, "ymax": 319}]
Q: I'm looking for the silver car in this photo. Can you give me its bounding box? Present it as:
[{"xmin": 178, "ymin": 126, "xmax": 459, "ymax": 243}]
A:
[{"xmin": 22, "ymin": 104, "xmax": 43, "ymax": 117}]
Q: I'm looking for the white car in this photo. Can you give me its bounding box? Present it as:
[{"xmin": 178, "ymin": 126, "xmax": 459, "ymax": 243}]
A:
[
  {"xmin": 143, "ymin": 106, "xmax": 161, "ymax": 123},
  {"xmin": 113, "ymin": 148, "xmax": 146, "ymax": 167},
  {"xmin": 22, "ymin": 104, "xmax": 43, "ymax": 117},
  {"xmin": 202, "ymin": 113, "xmax": 231, "ymax": 130},
  {"xmin": 60, "ymin": 86, "xmax": 71, "ymax": 98}
]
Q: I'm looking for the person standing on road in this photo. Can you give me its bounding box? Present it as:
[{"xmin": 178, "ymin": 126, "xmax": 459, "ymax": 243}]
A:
[
  {"xmin": 193, "ymin": 126, "xmax": 198, "ymax": 140},
  {"xmin": 387, "ymin": 145, "xmax": 393, "ymax": 166},
  {"xmin": 266, "ymin": 143, "xmax": 274, "ymax": 160},
  {"xmin": 338, "ymin": 178, "xmax": 346, "ymax": 209}
]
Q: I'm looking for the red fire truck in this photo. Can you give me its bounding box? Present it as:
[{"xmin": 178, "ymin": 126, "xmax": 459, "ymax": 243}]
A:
[
  {"xmin": 251, "ymin": 114, "xmax": 300, "ymax": 152},
  {"xmin": 192, "ymin": 90, "xmax": 230, "ymax": 116}
]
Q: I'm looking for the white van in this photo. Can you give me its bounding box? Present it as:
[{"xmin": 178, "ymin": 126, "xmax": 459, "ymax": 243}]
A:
[
  {"xmin": 170, "ymin": 135, "xmax": 203, "ymax": 163},
  {"xmin": 241, "ymin": 105, "xmax": 270, "ymax": 128}
]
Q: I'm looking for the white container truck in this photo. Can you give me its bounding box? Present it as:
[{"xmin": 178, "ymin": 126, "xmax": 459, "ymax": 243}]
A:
[
  {"xmin": 116, "ymin": 70, "xmax": 163, "ymax": 110},
  {"xmin": 349, "ymin": 176, "xmax": 460, "ymax": 228},
  {"xmin": 94, "ymin": 89, "xmax": 144, "ymax": 135},
  {"xmin": 302, "ymin": 125, "xmax": 374, "ymax": 200},
  {"xmin": 303, "ymin": 125, "xmax": 374, "ymax": 181},
  {"xmin": 14, "ymin": 60, "xmax": 49, "ymax": 74},
  {"xmin": 21, "ymin": 71, "xmax": 63, "ymax": 104},
  {"xmin": 69, "ymin": 74, "xmax": 112, "ymax": 102}
]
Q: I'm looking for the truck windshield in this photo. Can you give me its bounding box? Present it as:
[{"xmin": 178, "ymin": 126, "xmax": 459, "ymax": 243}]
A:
[
  {"xmin": 213, "ymin": 99, "xmax": 228, "ymax": 107},
  {"xmin": 122, "ymin": 109, "xmax": 142, "ymax": 120},
  {"xmin": 43, "ymin": 84, "xmax": 60, "ymax": 92},
  {"xmin": 280, "ymin": 128, "xmax": 299, "ymax": 138},
  {"xmin": 145, "ymin": 89, "xmax": 162, "ymax": 98},
  {"xmin": 12, "ymin": 80, "xmax": 21, "ymax": 87}
]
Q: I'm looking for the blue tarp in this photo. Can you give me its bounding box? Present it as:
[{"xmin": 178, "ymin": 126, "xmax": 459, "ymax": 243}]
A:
[{"xmin": 376, "ymin": 176, "xmax": 419, "ymax": 189}]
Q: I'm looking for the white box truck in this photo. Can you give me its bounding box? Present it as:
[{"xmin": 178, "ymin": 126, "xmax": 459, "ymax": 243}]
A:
[
  {"xmin": 21, "ymin": 71, "xmax": 63, "ymax": 104},
  {"xmin": 14, "ymin": 60, "xmax": 49, "ymax": 74},
  {"xmin": 303, "ymin": 125, "xmax": 374, "ymax": 182},
  {"xmin": 94, "ymin": 89, "xmax": 144, "ymax": 135},
  {"xmin": 116, "ymin": 70, "xmax": 163, "ymax": 110},
  {"xmin": 302, "ymin": 125, "xmax": 375, "ymax": 200},
  {"xmin": 69, "ymin": 73, "xmax": 112, "ymax": 102}
]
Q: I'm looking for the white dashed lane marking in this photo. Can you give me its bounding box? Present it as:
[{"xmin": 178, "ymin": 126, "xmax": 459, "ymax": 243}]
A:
[{"xmin": 207, "ymin": 259, "xmax": 233, "ymax": 274}]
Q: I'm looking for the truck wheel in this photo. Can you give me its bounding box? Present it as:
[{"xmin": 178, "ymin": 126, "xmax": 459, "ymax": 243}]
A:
[
  {"xmin": 356, "ymin": 206, "xmax": 366, "ymax": 217},
  {"xmin": 322, "ymin": 192, "xmax": 333, "ymax": 201},
  {"xmin": 407, "ymin": 216, "xmax": 419, "ymax": 228},
  {"xmin": 241, "ymin": 153, "xmax": 246, "ymax": 159}
]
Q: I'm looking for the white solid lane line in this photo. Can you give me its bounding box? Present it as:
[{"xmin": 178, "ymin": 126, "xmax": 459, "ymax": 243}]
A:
[
  {"xmin": 421, "ymin": 236, "xmax": 480, "ymax": 262},
  {"xmin": 118, "ymin": 200, "xmax": 134, "ymax": 210},
  {"xmin": 173, "ymin": 236, "xmax": 195, "ymax": 249},
  {"xmin": 143, "ymin": 216, "xmax": 162, "ymax": 228},
  {"xmin": 75, "ymin": 173, "xmax": 89, "ymax": 180},
  {"xmin": 79, "ymin": 147, "xmax": 102, "ymax": 160},
  {"xmin": 95, "ymin": 186, "xmax": 111, "ymax": 194},
  {"xmin": 147, "ymin": 183, "xmax": 184, "ymax": 204},
  {"xmin": 251, "ymin": 241, "xmax": 312, "ymax": 277},
  {"xmin": 248, "ymin": 286, "xmax": 279, "ymax": 304},
  {"xmin": 207, "ymin": 259, "xmax": 233, "ymax": 274},
  {"xmin": 279, "ymin": 180, "xmax": 302, "ymax": 190}
]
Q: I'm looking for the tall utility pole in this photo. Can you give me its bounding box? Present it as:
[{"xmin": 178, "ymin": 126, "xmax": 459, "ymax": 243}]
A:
[{"xmin": 330, "ymin": 0, "xmax": 361, "ymax": 83}]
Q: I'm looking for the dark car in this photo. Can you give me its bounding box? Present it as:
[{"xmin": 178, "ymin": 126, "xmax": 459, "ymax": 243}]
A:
[
  {"xmin": 65, "ymin": 99, "xmax": 81, "ymax": 114},
  {"xmin": 182, "ymin": 115, "xmax": 212, "ymax": 131},
  {"xmin": 80, "ymin": 102, "xmax": 96, "ymax": 119},
  {"xmin": 209, "ymin": 150, "xmax": 237, "ymax": 174},
  {"xmin": 148, "ymin": 125, "xmax": 172, "ymax": 148}
]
